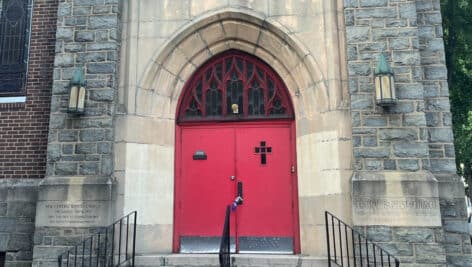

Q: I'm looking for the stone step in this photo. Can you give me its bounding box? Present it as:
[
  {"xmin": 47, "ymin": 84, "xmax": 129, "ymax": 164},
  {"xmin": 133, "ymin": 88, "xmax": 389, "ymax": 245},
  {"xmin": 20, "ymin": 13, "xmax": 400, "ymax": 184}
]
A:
[{"xmin": 135, "ymin": 254, "xmax": 329, "ymax": 267}]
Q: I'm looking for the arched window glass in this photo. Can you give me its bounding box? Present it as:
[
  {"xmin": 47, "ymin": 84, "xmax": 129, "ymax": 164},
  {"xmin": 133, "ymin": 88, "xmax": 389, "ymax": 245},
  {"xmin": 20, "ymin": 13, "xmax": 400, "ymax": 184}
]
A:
[
  {"xmin": 178, "ymin": 50, "xmax": 294, "ymax": 122},
  {"xmin": 0, "ymin": 0, "xmax": 32, "ymax": 97}
]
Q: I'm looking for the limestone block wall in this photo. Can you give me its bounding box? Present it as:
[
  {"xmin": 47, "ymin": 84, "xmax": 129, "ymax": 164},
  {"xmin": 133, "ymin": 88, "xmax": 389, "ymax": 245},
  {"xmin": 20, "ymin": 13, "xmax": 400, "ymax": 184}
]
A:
[{"xmin": 116, "ymin": 0, "xmax": 352, "ymax": 256}]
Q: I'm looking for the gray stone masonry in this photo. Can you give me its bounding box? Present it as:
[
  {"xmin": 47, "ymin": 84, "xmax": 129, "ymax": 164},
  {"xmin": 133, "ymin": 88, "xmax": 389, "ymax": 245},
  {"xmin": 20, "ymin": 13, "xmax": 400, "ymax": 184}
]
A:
[
  {"xmin": 346, "ymin": 0, "xmax": 429, "ymax": 173},
  {"xmin": 0, "ymin": 179, "xmax": 40, "ymax": 267},
  {"xmin": 346, "ymin": 0, "xmax": 471, "ymax": 265},
  {"xmin": 417, "ymin": 1, "xmax": 472, "ymax": 265},
  {"xmin": 356, "ymin": 226, "xmax": 447, "ymax": 265},
  {"xmin": 47, "ymin": 0, "xmax": 121, "ymax": 178},
  {"xmin": 33, "ymin": 0, "xmax": 122, "ymax": 266}
]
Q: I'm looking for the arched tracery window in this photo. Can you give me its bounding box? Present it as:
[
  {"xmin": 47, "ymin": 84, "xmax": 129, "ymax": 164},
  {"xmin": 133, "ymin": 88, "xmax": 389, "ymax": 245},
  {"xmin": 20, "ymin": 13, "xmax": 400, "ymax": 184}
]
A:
[{"xmin": 177, "ymin": 50, "xmax": 294, "ymax": 123}]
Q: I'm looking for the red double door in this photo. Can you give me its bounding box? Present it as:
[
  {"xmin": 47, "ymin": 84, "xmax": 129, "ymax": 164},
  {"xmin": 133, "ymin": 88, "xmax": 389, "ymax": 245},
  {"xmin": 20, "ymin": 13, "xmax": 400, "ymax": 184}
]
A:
[{"xmin": 175, "ymin": 122, "xmax": 299, "ymax": 253}]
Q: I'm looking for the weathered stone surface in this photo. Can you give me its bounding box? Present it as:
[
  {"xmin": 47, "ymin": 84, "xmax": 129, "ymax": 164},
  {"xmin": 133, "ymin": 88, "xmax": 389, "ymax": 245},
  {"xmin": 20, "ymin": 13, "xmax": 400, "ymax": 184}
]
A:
[
  {"xmin": 415, "ymin": 244, "xmax": 447, "ymax": 264},
  {"xmin": 394, "ymin": 228, "xmax": 434, "ymax": 243},
  {"xmin": 87, "ymin": 63, "xmax": 116, "ymax": 74},
  {"xmin": 356, "ymin": 7, "xmax": 397, "ymax": 18},
  {"xmin": 393, "ymin": 143, "xmax": 429, "ymax": 157},
  {"xmin": 54, "ymin": 54, "xmax": 74, "ymax": 67},
  {"xmin": 384, "ymin": 159, "xmax": 396, "ymax": 170},
  {"xmin": 7, "ymin": 202, "xmax": 36, "ymax": 218},
  {"xmin": 76, "ymin": 52, "xmax": 107, "ymax": 63},
  {"xmin": 359, "ymin": 0, "xmax": 388, "ymax": 7},
  {"xmin": 75, "ymin": 143, "xmax": 96, "ymax": 154},
  {"xmin": 54, "ymin": 163, "xmax": 77, "ymax": 176},
  {"xmin": 8, "ymin": 233, "xmax": 32, "ymax": 251},
  {"xmin": 380, "ymin": 242, "xmax": 413, "ymax": 256},
  {"xmin": 429, "ymin": 128, "xmax": 453, "ymax": 142},
  {"xmin": 97, "ymin": 143, "xmax": 111, "ymax": 154},
  {"xmin": 404, "ymin": 114, "xmax": 426, "ymax": 126},
  {"xmin": 363, "ymin": 136, "xmax": 377, "ymax": 147},
  {"xmin": 79, "ymin": 129, "xmax": 106, "ymax": 142},
  {"xmin": 0, "ymin": 218, "xmax": 16, "ymax": 232},
  {"xmin": 346, "ymin": 26, "xmax": 370, "ymax": 42},
  {"xmin": 79, "ymin": 162, "xmax": 99, "ymax": 175},
  {"xmin": 58, "ymin": 131, "xmax": 78, "ymax": 142},
  {"xmin": 430, "ymin": 159, "xmax": 456, "ymax": 173},
  {"xmin": 379, "ymin": 129, "xmax": 417, "ymax": 141},
  {"xmin": 351, "ymin": 94, "xmax": 373, "ymax": 110},
  {"xmin": 354, "ymin": 147, "xmax": 390, "ymax": 158},
  {"xmin": 56, "ymin": 28, "xmax": 73, "ymax": 40},
  {"xmin": 398, "ymin": 159, "xmax": 419, "ymax": 171},
  {"xmin": 363, "ymin": 116, "xmax": 387, "ymax": 126},
  {"xmin": 89, "ymin": 89, "xmax": 115, "ymax": 101},
  {"xmin": 365, "ymin": 159, "xmax": 382, "ymax": 170},
  {"xmin": 426, "ymin": 99, "xmax": 451, "ymax": 111},
  {"xmin": 47, "ymin": 144, "xmax": 61, "ymax": 162},
  {"xmin": 366, "ymin": 226, "xmax": 392, "ymax": 242},
  {"xmin": 75, "ymin": 31, "xmax": 94, "ymax": 42}
]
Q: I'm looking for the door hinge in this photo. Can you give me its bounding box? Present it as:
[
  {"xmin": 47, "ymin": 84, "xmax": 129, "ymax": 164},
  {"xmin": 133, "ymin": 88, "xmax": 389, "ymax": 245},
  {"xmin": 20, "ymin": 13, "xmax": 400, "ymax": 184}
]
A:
[{"xmin": 291, "ymin": 165, "xmax": 295, "ymax": 173}]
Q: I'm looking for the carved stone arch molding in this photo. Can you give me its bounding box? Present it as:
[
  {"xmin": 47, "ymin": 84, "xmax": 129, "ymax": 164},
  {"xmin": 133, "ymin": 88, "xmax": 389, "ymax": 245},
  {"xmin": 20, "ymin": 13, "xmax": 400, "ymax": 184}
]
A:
[
  {"xmin": 136, "ymin": 9, "xmax": 330, "ymax": 120},
  {"xmin": 116, "ymin": 6, "xmax": 353, "ymax": 256}
]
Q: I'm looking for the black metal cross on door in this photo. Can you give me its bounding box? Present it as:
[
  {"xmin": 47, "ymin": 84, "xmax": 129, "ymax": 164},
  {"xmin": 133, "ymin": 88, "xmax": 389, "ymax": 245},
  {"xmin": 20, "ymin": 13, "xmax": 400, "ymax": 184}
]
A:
[{"xmin": 254, "ymin": 141, "xmax": 272, "ymax": 165}]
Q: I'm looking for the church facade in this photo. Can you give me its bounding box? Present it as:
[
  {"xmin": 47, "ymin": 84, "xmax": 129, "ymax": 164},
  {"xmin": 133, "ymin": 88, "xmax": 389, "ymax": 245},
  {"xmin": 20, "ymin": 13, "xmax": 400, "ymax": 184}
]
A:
[{"xmin": 0, "ymin": 0, "xmax": 471, "ymax": 266}]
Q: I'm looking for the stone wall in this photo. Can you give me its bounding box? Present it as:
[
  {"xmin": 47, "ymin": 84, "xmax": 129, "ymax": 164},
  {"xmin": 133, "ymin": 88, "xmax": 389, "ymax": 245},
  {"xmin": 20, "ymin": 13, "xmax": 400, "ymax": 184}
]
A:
[
  {"xmin": 345, "ymin": 0, "xmax": 471, "ymax": 265},
  {"xmin": 46, "ymin": 0, "xmax": 121, "ymax": 178},
  {"xmin": 0, "ymin": 179, "xmax": 39, "ymax": 266},
  {"xmin": 116, "ymin": 0, "xmax": 351, "ymax": 256},
  {"xmin": 32, "ymin": 0, "xmax": 122, "ymax": 266},
  {"xmin": 417, "ymin": 0, "xmax": 472, "ymax": 265}
]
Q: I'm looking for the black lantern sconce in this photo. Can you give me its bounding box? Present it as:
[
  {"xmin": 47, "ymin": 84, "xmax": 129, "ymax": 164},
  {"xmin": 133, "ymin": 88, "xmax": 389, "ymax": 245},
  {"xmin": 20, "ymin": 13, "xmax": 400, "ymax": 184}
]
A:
[
  {"xmin": 68, "ymin": 67, "xmax": 86, "ymax": 114},
  {"xmin": 374, "ymin": 53, "xmax": 396, "ymax": 106}
]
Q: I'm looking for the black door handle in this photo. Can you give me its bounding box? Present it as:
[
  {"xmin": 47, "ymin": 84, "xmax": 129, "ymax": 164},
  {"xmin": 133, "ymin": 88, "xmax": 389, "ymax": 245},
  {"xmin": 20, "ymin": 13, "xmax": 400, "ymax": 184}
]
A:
[{"xmin": 237, "ymin": 181, "xmax": 243, "ymax": 205}]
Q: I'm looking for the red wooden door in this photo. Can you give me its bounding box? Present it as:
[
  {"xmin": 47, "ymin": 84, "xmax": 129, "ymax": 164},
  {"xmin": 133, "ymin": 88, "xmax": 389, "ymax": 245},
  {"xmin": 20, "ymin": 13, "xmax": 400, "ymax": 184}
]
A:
[
  {"xmin": 235, "ymin": 125, "xmax": 294, "ymax": 253},
  {"xmin": 178, "ymin": 127, "xmax": 237, "ymax": 253},
  {"xmin": 176, "ymin": 123, "xmax": 296, "ymax": 253}
]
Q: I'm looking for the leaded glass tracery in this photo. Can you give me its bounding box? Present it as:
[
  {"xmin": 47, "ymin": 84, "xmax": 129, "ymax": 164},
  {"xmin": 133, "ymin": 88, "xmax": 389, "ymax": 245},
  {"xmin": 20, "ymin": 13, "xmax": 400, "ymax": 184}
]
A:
[
  {"xmin": 0, "ymin": 0, "xmax": 32, "ymax": 96},
  {"xmin": 179, "ymin": 50, "xmax": 293, "ymax": 122}
]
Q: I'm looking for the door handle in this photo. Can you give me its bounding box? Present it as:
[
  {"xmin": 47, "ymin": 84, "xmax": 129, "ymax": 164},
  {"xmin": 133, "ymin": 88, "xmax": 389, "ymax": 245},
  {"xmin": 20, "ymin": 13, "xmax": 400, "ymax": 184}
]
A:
[
  {"xmin": 237, "ymin": 181, "xmax": 243, "ymax": 205},
  {"xmin": 232, "ymin": 181, "xmax": 243, "ymax": 210}
]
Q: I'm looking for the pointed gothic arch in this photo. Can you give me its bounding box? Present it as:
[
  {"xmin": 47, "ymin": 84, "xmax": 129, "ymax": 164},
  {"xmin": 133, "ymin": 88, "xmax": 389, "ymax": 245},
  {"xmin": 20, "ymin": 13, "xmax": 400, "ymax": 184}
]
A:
[{"xmin": 177, "ymin": 50, "xmax": 294, "ymax": 123}]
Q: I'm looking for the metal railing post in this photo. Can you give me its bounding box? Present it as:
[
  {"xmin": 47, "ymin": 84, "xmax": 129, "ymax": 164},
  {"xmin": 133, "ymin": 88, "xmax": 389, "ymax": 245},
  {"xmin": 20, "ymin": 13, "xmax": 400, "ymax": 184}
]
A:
[
  {"xmin": 96, "ymin": 233, "xmax": 101, "ymax": 267},
  {"xmin": 56, "ymin": 211, "xmax": 138, "ymax": 267},
  {"xmin": 111, "ymin": 223, "xmax": 115, "ymax": 266},
  {"xmin": 338, "ymin": 219, "xmax": 343, "ymax": 266},
  {"xmin": 126, "ymin": 214, "xmax": 130, "ymax": 261},
  {"xmin": 132, "ymin": 211, "xmax": 137, "ymax": 266},
  {"xmin": 119, "ymin": 219, "xmax": 123, "ymax": 264},
  {"xmin": 325, "ymin": 212, "xmax": 331, "ymax": 267}
]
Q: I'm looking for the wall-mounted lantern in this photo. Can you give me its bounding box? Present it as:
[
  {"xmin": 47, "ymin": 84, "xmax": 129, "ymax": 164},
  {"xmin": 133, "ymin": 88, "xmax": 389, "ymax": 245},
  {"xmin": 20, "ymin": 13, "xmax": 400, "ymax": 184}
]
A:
[
  {"xmin": 68, "ymin": 67, "xmax": 86, "ymax": 114},
  {"xmin": 374, "ymin": 53, "xmax": 396, "ymax": 106}
]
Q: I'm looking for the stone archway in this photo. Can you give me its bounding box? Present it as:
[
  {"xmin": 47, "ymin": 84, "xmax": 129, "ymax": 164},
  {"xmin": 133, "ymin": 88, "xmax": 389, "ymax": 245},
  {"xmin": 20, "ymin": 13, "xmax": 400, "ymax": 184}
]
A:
[{"xmin": 115, "ymin": 7, "xmax": 352, "ymax": 256}]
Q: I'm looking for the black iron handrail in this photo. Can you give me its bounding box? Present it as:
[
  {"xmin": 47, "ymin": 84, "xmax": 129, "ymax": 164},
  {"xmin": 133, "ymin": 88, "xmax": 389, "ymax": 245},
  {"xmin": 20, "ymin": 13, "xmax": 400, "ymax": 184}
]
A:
[
  {"xmin": 325, "ymin": 211, "xmax": 400, "ymax": 267},
  {"xmin": 58, "ymin": 211, "xmax": 137, "ymax": 267},
  {"xmin": 219, "ymin": 205, "xmax": 231, "ymax": 267}
]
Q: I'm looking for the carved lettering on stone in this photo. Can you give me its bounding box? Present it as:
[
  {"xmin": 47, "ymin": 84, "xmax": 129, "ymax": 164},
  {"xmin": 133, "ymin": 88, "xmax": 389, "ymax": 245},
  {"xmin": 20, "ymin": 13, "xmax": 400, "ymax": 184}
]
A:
[
  {"xmin": 36, "ymin": 201, "xmax": 109, "ymax": 227},
  {"xmin": 352, "ymin": 197, "xmax": 442, "ymax": 226}
]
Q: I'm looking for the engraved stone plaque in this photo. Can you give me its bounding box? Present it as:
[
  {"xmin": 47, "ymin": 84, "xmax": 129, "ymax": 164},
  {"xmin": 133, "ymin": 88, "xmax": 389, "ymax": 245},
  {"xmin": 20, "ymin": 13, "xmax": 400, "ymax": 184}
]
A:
[
  {"xmin": 35, "ymin": 176, "xmax": 113, "ymax": 227},
  {"xmin": 352, "ymin": 171, "xmax": 442, "ymax": 226},
  {"xmin": 352, "ymin": 196, "xmax": 441, "ymax": 226},
  {"xmin": 36, "ymin": 201, "xmax": 110, "ymax": 227}
]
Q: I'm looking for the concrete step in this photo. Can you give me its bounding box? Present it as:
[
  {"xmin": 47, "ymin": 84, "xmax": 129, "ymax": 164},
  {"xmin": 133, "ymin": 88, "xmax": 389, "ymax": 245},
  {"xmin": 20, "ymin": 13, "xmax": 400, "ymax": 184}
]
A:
[{"xmin": 135, "ymin": 254, "xmax": 329, "ymax": 267}]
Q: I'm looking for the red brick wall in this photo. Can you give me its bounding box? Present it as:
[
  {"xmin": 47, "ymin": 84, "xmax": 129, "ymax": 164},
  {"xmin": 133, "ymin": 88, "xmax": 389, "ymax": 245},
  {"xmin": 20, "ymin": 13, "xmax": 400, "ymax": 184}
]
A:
[{"xmin": 0, "ymin": 0, "xmax": 58, "ymax": 179}]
